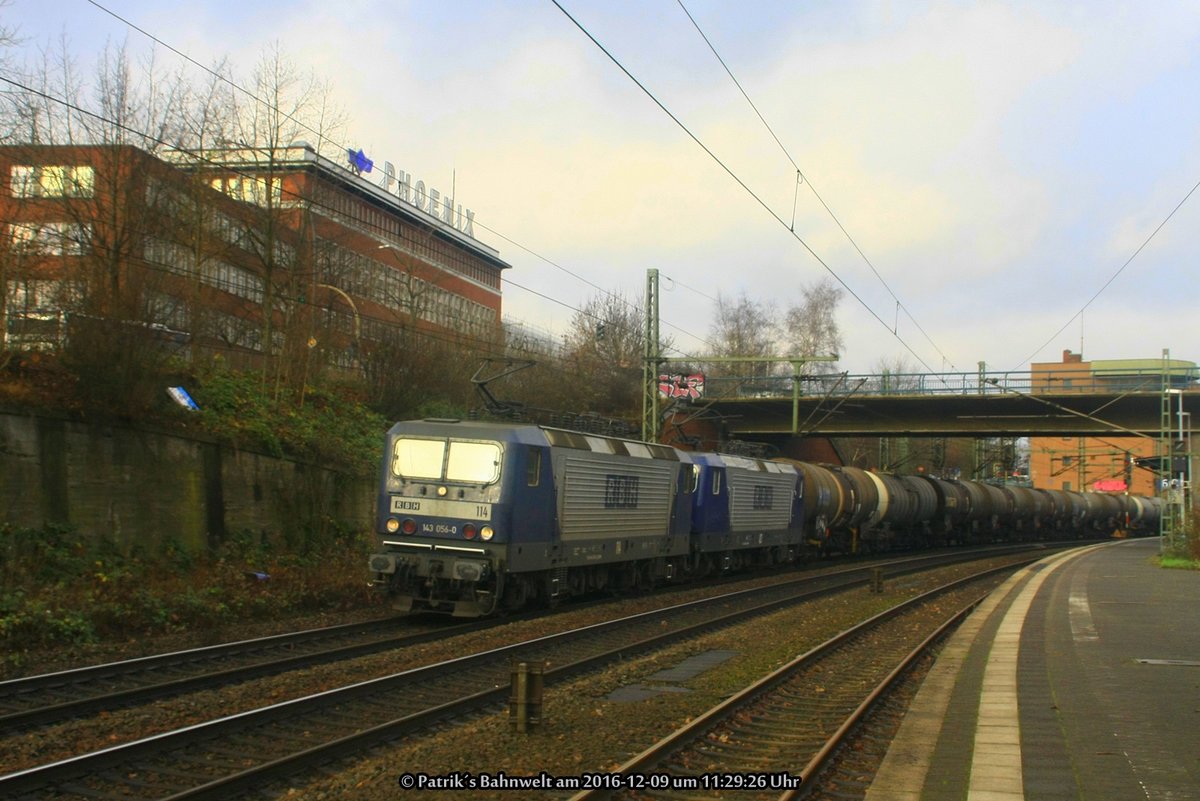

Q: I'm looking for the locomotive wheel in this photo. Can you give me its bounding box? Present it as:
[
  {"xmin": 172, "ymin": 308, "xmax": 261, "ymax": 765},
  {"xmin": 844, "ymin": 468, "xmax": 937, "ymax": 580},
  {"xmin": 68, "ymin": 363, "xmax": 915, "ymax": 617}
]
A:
[
  {"xmin": 475, "ymin": 574, "xmax": 502, "ymax": 616},
  {"xmin": 502, "ymin": 577, "xmax": 529, "ymax": 611},
  {"xmin": 542, "ymin": 574, "xmax": 563, "ymax": 608}
]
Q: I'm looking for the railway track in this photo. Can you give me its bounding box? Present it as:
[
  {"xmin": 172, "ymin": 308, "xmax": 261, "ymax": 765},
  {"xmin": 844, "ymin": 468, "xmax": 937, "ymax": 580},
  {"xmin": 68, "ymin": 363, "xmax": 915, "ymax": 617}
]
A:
[
  {"xmin": 565, "ymin": 565, "xmax": 1007, "ymax": 801},
  {"xmin": 0, "ymin": 615, "xmax": 484, "ymax": 732},
  {"xmin": 0, "ymin": 546, "xmax": 1041, "ymax": 801},
  {"xmin": 0, "ymin": 545, "xmax": 1036, "ymax": 736}
]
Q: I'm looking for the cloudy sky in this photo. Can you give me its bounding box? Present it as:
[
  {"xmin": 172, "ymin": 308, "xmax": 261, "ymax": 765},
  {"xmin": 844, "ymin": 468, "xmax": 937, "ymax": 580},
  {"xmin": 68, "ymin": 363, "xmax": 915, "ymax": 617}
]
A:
[{"xmin": 6, "ymin": 0, "xmax": 1199, "ymax": 375}]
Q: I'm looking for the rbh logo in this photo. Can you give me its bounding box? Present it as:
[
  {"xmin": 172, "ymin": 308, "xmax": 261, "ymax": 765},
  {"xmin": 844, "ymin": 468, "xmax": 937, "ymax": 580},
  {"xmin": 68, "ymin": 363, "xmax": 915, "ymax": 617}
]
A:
[
  {"xmin": 604, "ymin": 475, "xmax": 640, "ymax": 508},
  {"xmin": 753, "ymin": 485, "xmax": 774, "ymax": 510}
]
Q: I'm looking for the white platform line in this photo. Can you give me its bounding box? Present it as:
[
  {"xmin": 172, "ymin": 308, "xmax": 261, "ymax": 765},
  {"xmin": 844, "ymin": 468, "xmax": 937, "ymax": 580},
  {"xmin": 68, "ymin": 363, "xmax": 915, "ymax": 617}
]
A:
[{"xmin": 967, "ymin": 548, "xmax": 1084, "ymax": 801}]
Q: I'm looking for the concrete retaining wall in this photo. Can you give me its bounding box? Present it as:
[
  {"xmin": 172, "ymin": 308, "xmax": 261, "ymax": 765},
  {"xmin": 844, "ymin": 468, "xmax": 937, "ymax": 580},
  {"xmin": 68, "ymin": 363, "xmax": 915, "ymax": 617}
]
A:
[{"xmin": 0, "ymin": 410, "xmax": 375, "ymax": 552}]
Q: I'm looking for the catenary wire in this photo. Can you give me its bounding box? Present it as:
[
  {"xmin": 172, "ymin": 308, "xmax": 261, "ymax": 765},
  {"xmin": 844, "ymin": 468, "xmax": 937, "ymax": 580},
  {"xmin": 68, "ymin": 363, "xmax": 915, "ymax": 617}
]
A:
[
  {"xmin": 0, "ymin": 75, "xmax": 572, "ymax": 356},
  {"xmin": 82, "ymin": 0, "xmax": 720, "ymax": 357},
  {"xmin": 674, "ymin": 0, "xmax": 958, "ymax": 374},
  {"xmin": 1012, "ymin": 174, "xmax": 1200, "ymax": 371},
  {"xmin": 54, "ymin": 0, "xmax": 1198, "ymax": 382},
  {"xmin": 0, "ymin": 70, "xmax": 718, "ymax": 368},
  {"xmin": 549, "ymin": 0, "xmax": 941, "ymax": 376},
  {"xmin": 1, "ymin": 74, "xmax": 719, "ymax": 378}
]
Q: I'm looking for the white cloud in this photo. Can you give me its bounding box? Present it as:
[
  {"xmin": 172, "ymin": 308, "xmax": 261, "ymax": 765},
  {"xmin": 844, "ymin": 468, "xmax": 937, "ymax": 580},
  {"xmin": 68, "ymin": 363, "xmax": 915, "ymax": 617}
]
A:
[{"xmin": 8, "ymin": 0, "xmax": 1200, "ymax": 375}]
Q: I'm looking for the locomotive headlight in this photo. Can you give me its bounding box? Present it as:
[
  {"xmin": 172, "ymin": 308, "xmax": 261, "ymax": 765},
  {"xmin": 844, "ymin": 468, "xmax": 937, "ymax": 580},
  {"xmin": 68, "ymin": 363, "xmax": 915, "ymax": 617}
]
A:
[
  {"xmin": 385, "ymin": 518, "xmax": 400, "ymax": 533},
  {"xmin": 437, "ymin": 486, "xmax": 448, "ymax": 497},
  {"xmin": 480, "ymin": 525, "xmax": 495, "ymax": 541}
]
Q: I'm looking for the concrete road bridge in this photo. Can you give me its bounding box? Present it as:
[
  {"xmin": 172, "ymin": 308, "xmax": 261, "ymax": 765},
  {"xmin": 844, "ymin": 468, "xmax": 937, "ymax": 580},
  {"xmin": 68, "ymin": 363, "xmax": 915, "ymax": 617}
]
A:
[{"xmin": 684, "ymin": 368, "xmax": 1199, "ymax": 440}]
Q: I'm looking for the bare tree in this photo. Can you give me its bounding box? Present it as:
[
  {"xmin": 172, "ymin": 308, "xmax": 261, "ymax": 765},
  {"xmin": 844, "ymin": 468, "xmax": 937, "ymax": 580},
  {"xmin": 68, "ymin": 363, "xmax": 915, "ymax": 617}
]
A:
[
  {"xmin": 782, "ymin": 278, "xmax": 843, "ymax": 374},
  {"xmin": 0, "ymin": 0, "xmax": 27, "ymax": 137},
  {"xmin": 706, "ymin": 291, "xmax": 777, "ymax": 391},
  {"xmin": 561, "ymin": 291, "xmax": 645, "ymax": 418},
  {"xmin": 710, "ymin": 291, "xmax": 775, "ymax": 357},
  {"xmin": 874, "ymin": 354, "xmax": 921, "ymax": 392},
  {"xmin": 1, "ymin": 36, "xmax": 196, "ymax": 407},
  {"xmin": 165, "ymin": 62, "xmax": 238, "ymax": 368},
  {"xmin": 222, "ymin": 43, "xmax": 347, "ymax": 396}
]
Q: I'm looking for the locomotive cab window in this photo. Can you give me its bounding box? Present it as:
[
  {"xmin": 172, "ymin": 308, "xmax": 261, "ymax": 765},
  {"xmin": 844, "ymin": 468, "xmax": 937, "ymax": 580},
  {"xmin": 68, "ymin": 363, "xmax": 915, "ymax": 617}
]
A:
[
  {"xmin": 391, "ymin": 438, "xmax": 502, "ymax": 484},
  {"xmin": 446, "ymin": 442, "xmax": 502, "ymax": 483},
  {"xmin": 392, "ymin": 438, "xmax": 445, "ymax": 479},
  {"xmin": 526, "ymin": 447, "xmax": 542, "ymax": 487}
]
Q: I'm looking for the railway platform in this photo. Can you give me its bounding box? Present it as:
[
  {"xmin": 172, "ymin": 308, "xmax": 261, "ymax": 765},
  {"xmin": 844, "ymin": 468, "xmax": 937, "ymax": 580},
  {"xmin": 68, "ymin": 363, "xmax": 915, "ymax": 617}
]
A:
[{"xmin": 865, "ymin": 537, "xmax": 1200, "ymax": 801}]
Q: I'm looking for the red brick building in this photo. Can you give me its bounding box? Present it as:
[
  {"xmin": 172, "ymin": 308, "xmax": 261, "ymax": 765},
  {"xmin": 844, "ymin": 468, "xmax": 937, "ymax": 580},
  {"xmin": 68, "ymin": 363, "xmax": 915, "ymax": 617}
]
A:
[
  {"xmin": 1027, "ymin": 349, "xmax": 1196, "ymax": 496},
  {"xmin": 1, "ymin": 142, "xmax": 509, "ymax": 365}
]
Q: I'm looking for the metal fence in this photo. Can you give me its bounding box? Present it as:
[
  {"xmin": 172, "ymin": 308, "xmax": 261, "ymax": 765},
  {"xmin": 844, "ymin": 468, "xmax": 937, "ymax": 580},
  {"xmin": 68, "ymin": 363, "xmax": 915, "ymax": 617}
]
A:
[{"xmin": 701, "ymin": 367, "xmax": 1199, "ymax": 400}]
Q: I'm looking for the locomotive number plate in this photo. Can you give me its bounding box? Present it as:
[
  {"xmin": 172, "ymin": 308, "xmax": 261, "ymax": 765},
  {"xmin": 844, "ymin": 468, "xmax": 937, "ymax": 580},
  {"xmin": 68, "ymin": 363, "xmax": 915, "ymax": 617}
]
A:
[{"xmin": 389, "ymin": 497, "xmax": 492, "ymax": 520}]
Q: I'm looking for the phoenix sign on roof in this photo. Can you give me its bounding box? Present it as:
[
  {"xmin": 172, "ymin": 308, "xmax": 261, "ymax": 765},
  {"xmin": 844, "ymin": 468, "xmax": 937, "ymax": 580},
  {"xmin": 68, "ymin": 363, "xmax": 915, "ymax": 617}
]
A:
[{"xmin": 346, "ymin": 147, "xmax": 475, "ymax": 240}]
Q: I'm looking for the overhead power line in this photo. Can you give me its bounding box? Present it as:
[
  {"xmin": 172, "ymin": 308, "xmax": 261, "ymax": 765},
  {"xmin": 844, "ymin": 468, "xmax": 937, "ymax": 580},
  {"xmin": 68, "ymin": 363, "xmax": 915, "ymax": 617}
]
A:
[
  {"xmin": 0, "ymin": 74, "xmax": 711, "ymax": 366},
  {"xmin": 1014, "ymin": 175, "xmax": 1200, "ymax": 371},
  {"xmin": 549, "ymin": 0, "xmax": 940, "ymax": 375},
  {"xmin": 674, "ymin": 0, "xmax": 958, "ymax": 373},
  {"xmin": 78, "ymin": 0, "xmax": 716, "ymax": 357}
]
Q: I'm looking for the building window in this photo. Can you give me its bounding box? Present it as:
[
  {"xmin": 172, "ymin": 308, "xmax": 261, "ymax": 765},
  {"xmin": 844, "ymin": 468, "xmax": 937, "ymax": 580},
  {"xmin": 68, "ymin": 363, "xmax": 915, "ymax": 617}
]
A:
[
  {"xmin": 210, "ymin": 175, "xmax": 282, "ymax": 206},
  {"xmin": 10, "ymin": 165, "xmax": 95, "ymax": 198},
  {"xmin": 9, "ymin": 221, "xmax": 91, "ymax": 256},
  {"xmin": 6, "ymin": 279, "xmax": 81, "ymax": 312},
  {"xmin": 205, "ymin": 260, "xmax": 264, "ymax": 304}
]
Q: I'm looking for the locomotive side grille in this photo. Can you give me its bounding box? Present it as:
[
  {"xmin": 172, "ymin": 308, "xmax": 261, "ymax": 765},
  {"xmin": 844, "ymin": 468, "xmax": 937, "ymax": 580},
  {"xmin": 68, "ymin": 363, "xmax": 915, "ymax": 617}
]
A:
[
  {"xmin": 559, "ymin": 456, "xmax": 674, "ymax": 540},
  {"xmin": 727, "ymin": 470, "xmax": 797, "ymax": 531}
]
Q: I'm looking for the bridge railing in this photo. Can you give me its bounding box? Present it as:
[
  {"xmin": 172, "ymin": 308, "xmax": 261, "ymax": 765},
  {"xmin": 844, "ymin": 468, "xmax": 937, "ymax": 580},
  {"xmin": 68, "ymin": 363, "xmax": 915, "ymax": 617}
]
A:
[{"xmin": 701, "ymin": 367, "xmax": 1198, "ymax": 400}]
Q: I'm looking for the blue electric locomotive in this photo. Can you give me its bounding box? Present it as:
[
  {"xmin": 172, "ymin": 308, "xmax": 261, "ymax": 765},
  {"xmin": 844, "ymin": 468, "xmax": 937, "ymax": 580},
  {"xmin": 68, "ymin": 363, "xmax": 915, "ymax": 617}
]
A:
[
  {"xmin": 369, "ymin": 419, "xmax": 695, "ymax": 616},
  {"xmin": 689, "ymin": 452, "xmax": 804, "ymax": 572}
]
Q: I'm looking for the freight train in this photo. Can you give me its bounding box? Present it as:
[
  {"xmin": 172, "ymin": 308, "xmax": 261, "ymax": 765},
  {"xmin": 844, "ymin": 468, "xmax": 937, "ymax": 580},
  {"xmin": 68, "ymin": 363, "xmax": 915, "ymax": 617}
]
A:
[{"xmin": 368, "ymin": 419, "xmax": 1162, "ymax": 616}]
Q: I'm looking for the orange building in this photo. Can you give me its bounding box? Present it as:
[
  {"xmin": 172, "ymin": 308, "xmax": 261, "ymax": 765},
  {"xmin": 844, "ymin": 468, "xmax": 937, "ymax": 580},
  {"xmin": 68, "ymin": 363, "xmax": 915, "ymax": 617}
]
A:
[{"xmin": 1027, "ymin": 350, "xmax": 1196, "ymax": 495}]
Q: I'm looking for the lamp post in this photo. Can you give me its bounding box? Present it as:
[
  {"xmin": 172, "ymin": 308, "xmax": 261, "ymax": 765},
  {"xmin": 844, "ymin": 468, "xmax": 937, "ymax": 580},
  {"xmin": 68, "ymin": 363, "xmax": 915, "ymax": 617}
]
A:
[{"xmin": 315, "ymin": 282, "xmax": 360, "ymax": 366}]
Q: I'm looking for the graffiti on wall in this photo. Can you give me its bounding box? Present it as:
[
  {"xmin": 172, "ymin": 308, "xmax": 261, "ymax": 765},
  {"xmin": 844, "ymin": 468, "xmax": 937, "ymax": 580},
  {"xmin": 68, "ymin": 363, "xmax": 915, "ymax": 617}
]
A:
[{"xmin": 659, "ymin": 374, "xmax": 705, "ymax": 400}]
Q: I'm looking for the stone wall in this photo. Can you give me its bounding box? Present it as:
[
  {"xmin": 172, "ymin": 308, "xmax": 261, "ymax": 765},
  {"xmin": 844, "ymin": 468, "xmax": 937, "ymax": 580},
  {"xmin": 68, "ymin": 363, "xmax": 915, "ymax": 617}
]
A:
[{"xmin": 0, "ymin": 410, "xmax": 375, "ymax": 552}]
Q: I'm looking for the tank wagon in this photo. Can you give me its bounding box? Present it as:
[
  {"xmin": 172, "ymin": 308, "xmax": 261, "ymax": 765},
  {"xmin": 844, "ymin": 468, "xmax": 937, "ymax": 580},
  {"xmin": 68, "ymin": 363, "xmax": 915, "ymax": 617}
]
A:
[{"xmin": 369, "ymin": 419, "xmax": 1161, "ymax": 617}]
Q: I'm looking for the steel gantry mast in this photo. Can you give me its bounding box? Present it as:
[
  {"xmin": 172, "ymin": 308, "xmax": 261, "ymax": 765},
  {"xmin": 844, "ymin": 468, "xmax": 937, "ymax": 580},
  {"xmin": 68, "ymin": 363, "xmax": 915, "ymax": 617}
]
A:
[
  {"xmin": 1159, "ymin": 349, "xmax": 1193, "ymax": 554},
  {"xmin": 641, "ymin": 269, "xmax": 838, "ymax": 443},
  {"xmin": 642, "ymin": 269, "xmax": 662, "ymax": 443}
]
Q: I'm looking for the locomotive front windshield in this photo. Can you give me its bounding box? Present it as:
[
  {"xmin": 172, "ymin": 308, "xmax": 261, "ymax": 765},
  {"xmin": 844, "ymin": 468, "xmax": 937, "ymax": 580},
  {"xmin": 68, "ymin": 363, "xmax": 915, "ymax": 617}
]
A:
[{"xmin": 391, "ymin": 438, "xmax": 502, "ymax": 484}]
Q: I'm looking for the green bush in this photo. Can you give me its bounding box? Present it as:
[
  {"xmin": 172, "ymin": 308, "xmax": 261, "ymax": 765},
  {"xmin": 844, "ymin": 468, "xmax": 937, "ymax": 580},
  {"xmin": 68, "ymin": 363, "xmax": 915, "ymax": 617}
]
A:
[
  {"xmin": 192, "ymin": 368, "xmax": 386, "ymax": 476},
  {"xmin": 1, "ymin": 523, "xmax": 379, "ymax": 660}
]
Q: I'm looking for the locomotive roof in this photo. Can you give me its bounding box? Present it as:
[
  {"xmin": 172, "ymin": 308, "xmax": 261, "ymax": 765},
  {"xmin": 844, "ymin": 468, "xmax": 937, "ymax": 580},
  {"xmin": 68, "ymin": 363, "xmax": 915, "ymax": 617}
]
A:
[
  {"xmin": 690, "ymin": 452, "xmax": 800, "ymax": 474},
  {"xmin": 387, "ymin": 419, "xmax": 689, "ymax": 461}
]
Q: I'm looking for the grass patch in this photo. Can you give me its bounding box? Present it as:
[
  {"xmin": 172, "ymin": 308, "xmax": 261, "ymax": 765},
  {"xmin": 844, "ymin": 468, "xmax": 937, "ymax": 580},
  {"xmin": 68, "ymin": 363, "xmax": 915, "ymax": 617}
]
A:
[{"xmin": 1157, "ymin": 555, "xmax": 1200, "ymax": 570}]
